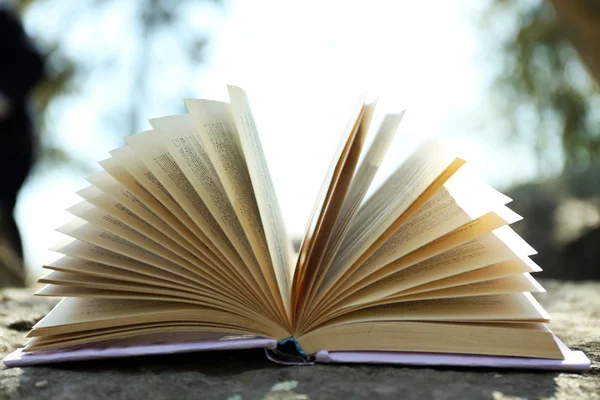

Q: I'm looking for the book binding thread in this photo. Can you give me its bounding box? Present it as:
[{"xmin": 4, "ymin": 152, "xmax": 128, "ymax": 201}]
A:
[
  {"xmin": 263, "ymin": 337, "xmax": 313, "ymax": 365},
  {"xmin": 277, "ymin": 337, "xmax": 308, "ymax": 358}
]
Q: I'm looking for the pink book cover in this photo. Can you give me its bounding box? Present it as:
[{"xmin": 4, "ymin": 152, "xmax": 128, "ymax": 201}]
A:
[{"xmin": 3, "ymin": 331, "xmax": 591, "ymax": 372}]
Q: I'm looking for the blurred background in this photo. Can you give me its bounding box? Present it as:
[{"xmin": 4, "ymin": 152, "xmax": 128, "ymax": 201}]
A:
[{"xmin": 0, "ymin": 0, "xmax": 598, "ymax": 287}]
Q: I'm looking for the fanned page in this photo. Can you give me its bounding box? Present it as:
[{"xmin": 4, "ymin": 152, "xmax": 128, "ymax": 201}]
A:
[
  {"xmin": 284, "ymin": 98, "xmax": 560, "ymax": 358},
  {"xmin": 291, "ymin": 94, "xmax": 369, "ymax": 323},
  {"xmin": 227, "ymin": 86, "xmax": 295, "ymax": 319},
  {"xmin": 298, "ymin": 109, "xmax": 406, "ymax": 323},
  {"xmin": 27, "ymin": 88, "xmax": 296, "ymax": 348},
  {"xmin": 15, "ymin": 85, "xmax": 573, "ymax": 365}
]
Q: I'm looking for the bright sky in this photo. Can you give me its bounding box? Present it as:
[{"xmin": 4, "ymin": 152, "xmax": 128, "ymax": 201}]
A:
[{"xmin": 16, "ymin": 0, "xmax": 546, "ymax": 278}]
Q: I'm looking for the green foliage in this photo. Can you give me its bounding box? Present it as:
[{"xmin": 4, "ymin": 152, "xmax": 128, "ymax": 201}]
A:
[
  {"xmin": 483, "ymin": 0, "xmax": 600, "ymax": 170},
  {"xmin": 14, "ymin": 0, "xmax": 220, "ymax": 172},
  {"xmin": 14, "ymin": 1, "xmax": 77, "ymax": 169}
]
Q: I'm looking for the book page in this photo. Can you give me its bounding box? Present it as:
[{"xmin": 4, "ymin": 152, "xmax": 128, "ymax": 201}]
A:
[
  {"xmin": 34, "ymin": 284, "xmax": 213, "ymax": 307},
  {"xmin": 306, "ymin": 273, "xmax": 544, "ymax": 331},
  {"xmin": 307, "ymin": 273, "xmax": 545, "ymax": 331},
  {"xmin": 39, "ymin": 270, "xmax": 222, "ymax": 306},
  {"xmin": 51, "ymin": 240, "xmax": 199, "ymax": 288},
  {"xmin": 305, "ymin": 111, "xmax": 405, "ymax": 311},
  {"xmin": 228, "ymin": 86, "xmax": 295, "ymax": 316},
  {"xmin": 33, "ymin": 285, "xmax": 248, "ymax": 314},
  {"xmin": 124, "ymin": 133, "xmax": 258, "ymax": 283},
  {"xmin": 30, "ymin": 297, "xmax": 282, "ymax": 339},
  {"xmin": 26, "ymin": 323, "xmax": 251, "ymax": 347},
  {"xmin": 65, "ymin": 201, "xmax": 243, "ymax": 299},
  {"xmin": 382, "ymin": 274, "xmax": 544, "ymax": 303},
  {"xmin": 304, "ymin": 227, "xmax": 539, "ymax": 330},
  {"xmin": 67, "ymin": 201, "xmax": 198, "ymax": 272},
  {"xmin": 85, "ymin": 172, "xmax": 162, "ymax": 225},
  {"xmin": 56, "ymin": 219, "xmax": 207, "ymax": 287},
  {"xmin": 149, "ymin": 113, "xmax": 284, "ymax": 323},
  {"xmin": 290, "ymin": 93, "xmax": 367, "ymax": 321},
  {"xmin": 32, "ymin": 298, "xmax": 190, "ymax": 329},
  {"xmin": 342, "ymin": 228, "xmax": 538, "ymax": 307},
  {"xmin": 108, "ymin": 147, "xmax": 238, "ymax": 279},
  {"xmin": 315, "ymin": 111, "xmax": 405, "ymax": 285},
  {"xmin": 97, "ymin": 156, "xmax": 213, "ymax": 259},
  {"xmin": 184, "ymin": 99, "xmax": 282, "ymax": 315},
  {"xmin": 110, "ymin": 147, "xmax": 180, "ymax": 208},
  {"xmin": 46, "ymin": 255, "xmax": 201, "ymax": 292},
  {"xmin": 98, "ymin": 156, "xmax": 167, "ymax": 218},
  {"xmin": 25, "ymin": 325, "xmax": 252, "ymax": 351},
  {"xmin": 125, "ymin": 131, "xmax": 253, "ymax": 281},
  {"xmin": 72, "ymin": 189, "xmax": 218, "ymax": 271},
  {"xmin": 83, "ymin": 173, "xmax": 208, "ymax": 264},
  {"xmin": 297, "ymin": 320, "xmax": 562, "ymax": 358},
  {"xmin": 43, "ymin": 259, "xmax": 229, "ymax": 301},
  {"xmin": 308, "ymin": 205, "xmax": 524, "ymax": 324},
  {"xmin": 149, "ymin": 115, "xmax": 256, "ymax": 270},
  {"xmin": 51, "ymin": 224, "xmax": 252, "ymax": 306},
  {"xmin": 321, "ymin": 293, "xmax": 550, "ymax": 327},
  {"xmin": 338, "ymin": 178, "xmax": 519, "ymax": 291},
  {"xmin": 318, "ymin": 141, "xmax": 466, "ymax": 301},
  {"xmin": 109, "ymin": 146, "xmax": 217, "ymax": 255},
  {"xmin": 125, "ymin": 129, "xmax": 282, "ymax": 324},
  {"xmin": 297, "ymin": 102, "xmax": 382, "ymax": 315},
  {"xmin": 49, "ymin": 238, "xmax": 260, "ymax": 310},
  {"xmin": 39, "ymin": 270, "xmax": 260, "ymax": 318},
  {"xmin": 125, "ymin": 131, "xmax": 242, "ymax": 268},
  {"xmin": 388, "ymin": 257, "xmax": 541, "ymax": 298}
]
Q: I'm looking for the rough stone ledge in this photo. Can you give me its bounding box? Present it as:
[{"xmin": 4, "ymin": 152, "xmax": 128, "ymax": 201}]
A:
[{"xmin": 1, "ymin": 281, "xmax": 599, "ymax": 400}]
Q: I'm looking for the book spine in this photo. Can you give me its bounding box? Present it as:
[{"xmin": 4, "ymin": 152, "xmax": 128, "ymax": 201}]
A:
[
  {"xmin": 277, "ymin": 337, "xmax": 308, "ymax": 358},
  {"xmin": 264, "ymin": 337, "xmax": 314, "ymax": 365}
]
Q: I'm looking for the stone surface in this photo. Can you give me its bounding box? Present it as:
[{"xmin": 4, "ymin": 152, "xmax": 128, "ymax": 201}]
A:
[
  {"xmin": 1, "ymin": 282, "xmax": 599, "ymax": 400},
  {"xmin": 505, "ymin": 163, "xmax": 600, "ymax": 280},
  {"xmin": 0, "ymin": 239, "xmax": 26, "ymax": 289}
]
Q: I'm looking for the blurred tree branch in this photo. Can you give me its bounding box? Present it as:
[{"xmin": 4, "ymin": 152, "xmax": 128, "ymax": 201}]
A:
[
  {"xmin": 550, "ymin": 0, "xmax": 600, "ymax": 84},
  {"xmin": 482, "ymin": 0, "xmax": 600, "ymax": 171},
  {"xmin": 14, "ymin": 0, "xmax": 221, "ymax": 174}
]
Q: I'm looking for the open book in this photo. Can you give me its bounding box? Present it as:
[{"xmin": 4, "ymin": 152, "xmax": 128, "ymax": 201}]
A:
[{"xmin": 4, "ymin": 86, "xmax": 590, "ymax": 371}]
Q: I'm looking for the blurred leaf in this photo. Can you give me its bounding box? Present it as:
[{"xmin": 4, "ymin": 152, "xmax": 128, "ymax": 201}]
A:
[
  {"xmin": 37, "ymin": 146, "xmax": 95, "ymax": 173},
  {"xmin": 482, "ymin": 0, "xmax": 600, "ymax": 171},
  {"xmin": 15, "ymin": 0, "xmax": 222, "ymax": 173},
  {"xmin": 189, "ymin": 39, "xmax": 208, "ymax": 63}
]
